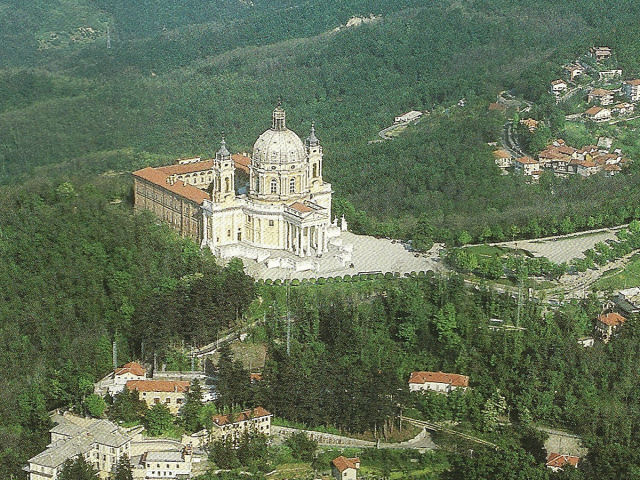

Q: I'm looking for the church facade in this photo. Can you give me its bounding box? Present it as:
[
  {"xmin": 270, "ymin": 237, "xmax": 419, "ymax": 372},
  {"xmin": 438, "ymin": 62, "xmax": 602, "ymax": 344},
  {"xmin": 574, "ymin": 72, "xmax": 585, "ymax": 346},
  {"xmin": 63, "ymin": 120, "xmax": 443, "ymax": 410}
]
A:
[{"xmin": 132, "ymin": 105, "xmax": 334, "ymax": 259}]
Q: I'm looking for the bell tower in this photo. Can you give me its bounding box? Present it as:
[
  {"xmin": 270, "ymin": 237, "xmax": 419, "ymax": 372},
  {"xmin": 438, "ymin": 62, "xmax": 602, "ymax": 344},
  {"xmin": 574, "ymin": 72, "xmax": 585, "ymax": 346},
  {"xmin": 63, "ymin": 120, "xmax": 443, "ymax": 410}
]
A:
[
  {"xmin": 306, "ymin": 122, "xmax": 323, "ymax": 191},
  {"xmin": 212, "ymin": 137, "xmax": 235, "ymax": 203}
]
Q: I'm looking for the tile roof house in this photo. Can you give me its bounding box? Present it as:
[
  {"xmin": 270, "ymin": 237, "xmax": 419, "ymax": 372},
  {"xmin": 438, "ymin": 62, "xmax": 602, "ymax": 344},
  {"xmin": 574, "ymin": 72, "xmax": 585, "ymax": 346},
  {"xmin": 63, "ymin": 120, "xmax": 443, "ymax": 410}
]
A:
[
  {"xmin": 520, "ymin": 118, "xmax": 539, "ymax": 132},
  {"xmin": 585, "ymin": 106, "xmax": 611, "ymax": 122},
  {"xmin": 126, "ymin": 380, "xmax": 190, "ymax": 414},
  {"xmin": 332, "ymin": 456, "xmax": 360, "ymax": 480},
  {"xmin": 94, "ymin": 361, "xmax": 147, "ymax": 396},
  {"xmin": 493, "ymin": 149, "xmax": 513, "ymax": 169},
  {"xmin": 564, "ymin": 64, "xmax": 585, "ymax": 81},
  {"xmin": 209, "ymin": 407, "xmax": 272, "ymax": 444},
  {"xmin": 409, "ymin": 371, "xmax": 469, "ymax": 394},
  {"xmin": 623, "ymin": 79, "xmax": 640, "ymax": 102},
  {"xmin": 546, "ymin": 453, "xmax": 580, "ymax": 472},
  {"xmin": 551, "ymin": 79, "xmax": 567, "ymax": 95},
  {"xmin": 590, "ymin": 46, "xmax": 612, "ymax": 62},
  {"xmin": 595, "ymin": 312, "xmax": 626, "ymax": 343},
  {"xmin": 588, "ymin": 88, "xmax": 615, "ymax": 106}
]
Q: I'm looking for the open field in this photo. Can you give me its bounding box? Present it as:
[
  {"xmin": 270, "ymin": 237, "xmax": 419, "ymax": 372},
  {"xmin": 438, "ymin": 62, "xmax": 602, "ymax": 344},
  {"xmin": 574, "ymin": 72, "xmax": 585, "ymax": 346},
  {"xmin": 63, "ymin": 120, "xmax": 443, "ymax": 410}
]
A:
[{"xmin": 594, "ymin": 254, "xmax": 640, "ymax": 291}]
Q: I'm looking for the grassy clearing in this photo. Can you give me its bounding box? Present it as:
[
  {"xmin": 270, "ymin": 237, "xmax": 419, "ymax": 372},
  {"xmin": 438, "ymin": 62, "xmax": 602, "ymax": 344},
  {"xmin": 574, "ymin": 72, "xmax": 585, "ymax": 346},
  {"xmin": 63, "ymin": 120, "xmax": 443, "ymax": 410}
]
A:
[{"xmin": 594, "ymin": 254, "xmax": 640, "ymax": 291}]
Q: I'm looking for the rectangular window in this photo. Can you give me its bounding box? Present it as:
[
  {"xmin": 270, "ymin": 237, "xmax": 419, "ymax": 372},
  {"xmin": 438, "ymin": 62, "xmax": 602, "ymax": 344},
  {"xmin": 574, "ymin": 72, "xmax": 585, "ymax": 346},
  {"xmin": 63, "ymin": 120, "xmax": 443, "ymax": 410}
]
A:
[{"xmin": 269, "ymin": 220, "xmax": 274, "ymax": 227}]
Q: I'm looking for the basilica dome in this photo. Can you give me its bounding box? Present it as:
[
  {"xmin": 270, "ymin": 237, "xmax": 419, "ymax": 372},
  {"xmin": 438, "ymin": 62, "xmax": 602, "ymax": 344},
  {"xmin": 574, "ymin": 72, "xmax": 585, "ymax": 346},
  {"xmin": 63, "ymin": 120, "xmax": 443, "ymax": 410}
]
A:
[{"xmin": 252, "ymin": 106, "xmax": 306, "ymax": 164}]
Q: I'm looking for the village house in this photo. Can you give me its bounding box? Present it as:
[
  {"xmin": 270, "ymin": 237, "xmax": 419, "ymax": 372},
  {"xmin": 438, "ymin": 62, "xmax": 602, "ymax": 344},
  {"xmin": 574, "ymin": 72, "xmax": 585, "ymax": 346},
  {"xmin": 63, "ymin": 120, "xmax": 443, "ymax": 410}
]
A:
[
  {"xmin": 332, "ymin": 456, "xmax": 360, "ymax": 480},
  {"xmin": 519, "ymin": 118, "xmax": 539, "ymax": 133},
  {"xmin": 394, "ymin": 111, "xmax": 423, "ymax": 124},
  {"xmin": 142, "ymin": 447, "xmax": 193, "ymax": 479},
  {"xmin": 546, "ymin": 453, "xmax": 580, "ymax": 472},
  {"xmin": 590, "ymin": 46, "xmax": 612, "ymax": 62},
  {"xmin": 595, "ymin": 312, "xmax": 626, "ymax": 343},
  {"xmin": 598, "ymin": 69, "xmax": 623, "ymax": 81},
  {"xmin": 94, "ymin": 361, "xmax": 147, "ymax": 397},
  {"xmin": 514, "ymin": 156, "xmax": 541, "ymax": 178},
  {"xmin": 492, "ymin": 149, "xmax": 513, "ymax": 169},
  {"xmin": 623, "ymin": 79, "xmax": 640, "ymax": 102},
  {"xmin": 209, "ymin": 407, "xmax": 272, "ymax": 445},
  {"xmin": 25, "ymin": 413, "xmax": 132, "ymax": 480},
  {"xmin": 576, "ymin": 160, "xmax": 600, "ymax": 177},
  {"xmin": 612, "ymin": 102, "xmax": 635, "ymax": 115},
  {"xmin": 585, "ymin": 106, "xmax": 611, "ymax": 122},
  {"xmin": 603, "ymin": 164, "xmax": 622, "ymax": 176},
  {"xmin": 564, "ymin": 64, "xmax": 584, "ymax": 82},
  {"xmin": 408, "ymin": 371, "xmax": 469, "ymax": 394},
  {"xmin": 126, "ymin": 380, "xmax": 190, "ymax": 414},
  {"xmin": 587, "ymin": 88, "xmax": 615, "ymax": 106},
  {"xmin": 615, "ymin": 287, "xmax": 640, "ymax": 315},
  {"xmin": 550, "ymin": 79, "xmax": 567, "ymax": 96}
]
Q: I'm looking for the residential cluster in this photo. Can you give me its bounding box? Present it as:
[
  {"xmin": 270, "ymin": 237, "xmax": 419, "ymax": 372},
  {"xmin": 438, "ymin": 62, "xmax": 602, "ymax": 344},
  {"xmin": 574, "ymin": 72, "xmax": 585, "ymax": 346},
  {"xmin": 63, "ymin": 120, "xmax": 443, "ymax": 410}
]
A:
[
  {"xmin": 549, "ymin": 46, "xmax": 640, "ymax": 122},
  {"xmin": 27, "ymin": 361, "xmax": 273, "ymax": 480},
  {"xmin": 494, "ymin": 137, "xmax": 630, "ymax": 181}
]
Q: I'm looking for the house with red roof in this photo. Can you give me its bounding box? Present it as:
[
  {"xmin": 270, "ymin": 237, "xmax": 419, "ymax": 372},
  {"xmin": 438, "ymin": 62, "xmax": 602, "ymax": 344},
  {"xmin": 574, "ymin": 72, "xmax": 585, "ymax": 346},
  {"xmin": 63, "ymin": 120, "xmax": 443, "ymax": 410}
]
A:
[
  {"xmin": 209, "ymin": 407, "xmax": 272, "ymax": 444},
  {"xmin": 595, "ymin": 312, "xmax": 626, "ymax": 343},
  {"xmin": 332, "ymin": 456, "xmax": 360, "ymax": 480},
  {"xmin": 94, "ymin": 361, "xmax": 147, "ymax": 396},
  {"xmin": 409, "ymin": 371, "xmax": 469, "ymax": 394},
  {"xmin": 546, "ymin": 452, "xmax": 580, "ymax": 472},
  {"xmin": 126, "ymin": 380, "xmax": 190, "ymax": 414}
]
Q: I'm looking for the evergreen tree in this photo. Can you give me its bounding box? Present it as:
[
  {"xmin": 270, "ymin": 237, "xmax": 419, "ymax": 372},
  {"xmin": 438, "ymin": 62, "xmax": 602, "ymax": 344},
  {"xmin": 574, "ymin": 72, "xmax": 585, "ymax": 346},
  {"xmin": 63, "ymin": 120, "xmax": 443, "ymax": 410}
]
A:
[
  {"xmin": 181, "ymin": 379, "xmax": 204, "ymax": 432},
  {"xmin": 109, "ymin": 389, "xmax": 147, "ymax": 423},
  {"xmin": 113, "ymin": 454, "xmax": 134, "ymax": 480},
  {"xmin": 58, "ymin": 456, "xmax": 99, "ymax": 480},
  {"xmin": 144, "ymin": 403, "xmax": 174, "ymax": 436}
]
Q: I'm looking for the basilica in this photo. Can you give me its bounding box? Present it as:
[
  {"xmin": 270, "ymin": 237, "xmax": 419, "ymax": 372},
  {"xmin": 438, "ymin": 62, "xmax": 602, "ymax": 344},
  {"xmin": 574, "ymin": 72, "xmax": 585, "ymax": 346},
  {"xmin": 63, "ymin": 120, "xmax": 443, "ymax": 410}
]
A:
[{"xmin": 132, "ymin": 105, "xmax": 338, "ymax": 263}]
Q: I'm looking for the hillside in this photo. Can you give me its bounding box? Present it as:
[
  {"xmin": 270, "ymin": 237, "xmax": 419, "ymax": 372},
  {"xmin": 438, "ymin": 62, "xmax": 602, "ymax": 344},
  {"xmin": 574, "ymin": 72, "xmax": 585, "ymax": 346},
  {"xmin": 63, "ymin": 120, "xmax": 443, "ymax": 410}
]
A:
[{"xmin": 6, "ymin": 1, "xmax": 640, "ymax": 246}]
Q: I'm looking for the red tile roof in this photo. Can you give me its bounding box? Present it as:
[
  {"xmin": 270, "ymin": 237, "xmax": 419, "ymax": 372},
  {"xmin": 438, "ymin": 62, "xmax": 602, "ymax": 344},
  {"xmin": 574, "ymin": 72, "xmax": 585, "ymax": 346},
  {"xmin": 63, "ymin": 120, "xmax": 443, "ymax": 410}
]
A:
[
  {"xmin": 133, "ymin": 167, "xmax": 211, "ymax": 205},
  {"xmin": 551, "ymin": 80, "xmax": 566, "ymax": 86},
  {"xmin": 232, "ymin": 154, "xmax": 251, "ymax": 174},
  {"xmin": 604, "ymin": 164, "xmax": 622, "ymax": 171},
  {"xmin": 250, "ymin": 373, "xmax": 263, "ymax": 382},
  {"xmin": 546, "ymin": 453, "xmax": 580, "ymax": 469},
  {"xmin": 590, "ymin": 88, "xmax": 613, "ymax": 96},
  {"xmin": 625, "ymin": 79, "xmax": 640, "ymax": 86},
  {"xmin": 211, "ymin": 407, "xmax": 271, "ymax": 427},
  {"xmin": 289, "ymin": 202, "xmax": 313, "ymax": 213},
  {"xmin": 126, "ymin": 380, "xmax": 190, "ymax": 393},
  {"xmin": 597, "ymin": 312, "xmax": 626, "ymax": 326},
  {"xmin": 516, "ymin": 156, "xmax": 538, "ymax": 165},
  {"xmin": 332, "ymin": 456, "xmax": 360, "ymax": 473},
  {"xmin": 409, "ymin": 371, "xmax": 469, "ymax": 387},
  {"xmin": 157, "ymin": 160, "xmax": 214, "ymax": 176},
  {"xmin": 115, "ymin": 362, "xmax": 146, "ymax": 377},
  {"xmin": 493, "ymin": 149, "xmax": 512, "ymax": 159},
  {"xmin": 585, "ymin": 106, "xmax": 606, "ymax": 116}
]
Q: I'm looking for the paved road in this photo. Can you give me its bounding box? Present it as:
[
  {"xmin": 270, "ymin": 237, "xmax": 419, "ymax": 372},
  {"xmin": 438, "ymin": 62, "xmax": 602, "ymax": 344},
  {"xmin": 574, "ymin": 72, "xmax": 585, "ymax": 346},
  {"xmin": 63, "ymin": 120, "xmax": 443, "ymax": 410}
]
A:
[{"xmin": 502, "ymin": 121, "xmax": 526, "ymax": 158}]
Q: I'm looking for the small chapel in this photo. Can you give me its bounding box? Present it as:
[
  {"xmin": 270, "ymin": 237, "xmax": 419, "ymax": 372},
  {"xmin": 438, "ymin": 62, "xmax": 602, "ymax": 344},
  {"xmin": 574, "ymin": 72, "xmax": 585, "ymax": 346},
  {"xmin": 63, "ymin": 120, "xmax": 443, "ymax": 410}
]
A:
[{"xmin": 132, "ymin": 104, "xmax": 339, "ymax": 262}]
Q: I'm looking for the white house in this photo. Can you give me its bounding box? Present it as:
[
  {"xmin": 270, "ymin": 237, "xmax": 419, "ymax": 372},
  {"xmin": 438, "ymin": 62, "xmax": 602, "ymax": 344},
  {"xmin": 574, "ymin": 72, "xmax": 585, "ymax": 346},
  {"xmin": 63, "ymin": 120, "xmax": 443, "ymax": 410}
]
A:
[
  {"xmin": 94, "ymin": 361, "xmax": 147, "ymax": 396},
  {"xmin": 623, "ymin": 79, "xmax": 640, "ymax": 102},
  {"xmin": 616, "ymin": 287, "xmax": 640, "ymax": 315},
  {"xmin": 550, "ymin": 79, "xmax": 567, "ymax": 95},
  {"xmin": 492, "ymin": 149, "xmax": 513, "ymax": 169},
  {"xmin": 514, "ymin": 156, "xmax": 541, "ymax": 177},
  {"xmin": 590, "ymin": 46, "xmax": 612, "ymax": 62},
  {"xmin": 209, "ymin": 407, "xmax": 272, "ymax": 445},
  {"xmin": 409, "ymin": 371, "xmax": 469, "ymax": 394},
  {"xmin": 588, "ymin": 88, "xmax": 615, "ymax": 106},
  {"xmin": 564, "ymin": 64, "xmax": 584, "ymax": 82},
  {"xmin": 585, "ymin": 106, "xmax": 611, "ymax": 122},
  {"xmin": 394, "ymin": 111, "xmax": 424, "ymax": 124},
  {"xmin": 143, "ymin": 447, "xmax": 192, "ymax": 479},
  {"xmin": 332, "ymin": 456, "xmax": 360, "ymax": 480}
]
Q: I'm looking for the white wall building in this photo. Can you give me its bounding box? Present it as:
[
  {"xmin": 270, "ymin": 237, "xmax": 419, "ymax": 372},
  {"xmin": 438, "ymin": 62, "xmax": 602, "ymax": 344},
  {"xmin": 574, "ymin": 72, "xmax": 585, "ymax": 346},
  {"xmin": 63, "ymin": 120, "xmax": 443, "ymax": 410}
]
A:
[{"xmin": 408, "ymin": 371, "xmax": 469, "ymax": 394}]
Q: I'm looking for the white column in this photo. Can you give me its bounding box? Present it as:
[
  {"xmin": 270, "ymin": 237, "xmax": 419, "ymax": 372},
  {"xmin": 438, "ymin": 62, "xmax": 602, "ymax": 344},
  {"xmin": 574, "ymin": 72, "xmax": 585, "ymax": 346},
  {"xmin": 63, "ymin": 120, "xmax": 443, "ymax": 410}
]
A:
[
  {"xmin": 323, "ymin": 225, "xmax": 328, "ymax": 252},
  {"xmin": 305, "ymin": 226, "xmax": 311, "ymax": 256},
  {"xmin": 296, "ymin": 227, "xmax": 302, "ymax": 256}
]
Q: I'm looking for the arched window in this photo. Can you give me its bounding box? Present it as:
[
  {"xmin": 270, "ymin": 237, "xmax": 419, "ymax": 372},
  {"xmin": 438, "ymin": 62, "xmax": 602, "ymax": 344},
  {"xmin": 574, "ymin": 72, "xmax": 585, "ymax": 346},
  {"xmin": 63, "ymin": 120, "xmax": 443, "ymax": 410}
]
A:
[
  {"xmin": 289, "ymin": 177, "xmax": 295, "ymax": 193},
  {"xmin": 270, "ymin": 178, "xmax": 278, "ymax": 194},
  {"xmin": 313, "ymin": 163, "xmax": 318, "ymax": 178},
  {"xmin": 225, "ymin": 177, "xmax": 230, "ymax": 192}
]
